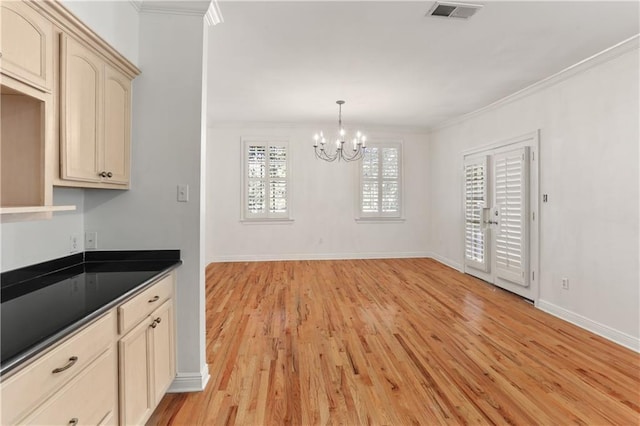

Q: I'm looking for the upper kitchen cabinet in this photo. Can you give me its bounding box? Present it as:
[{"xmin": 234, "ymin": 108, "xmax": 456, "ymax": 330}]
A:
[
  {"xmin": 59, "ymin": 35, "xmax": 103, "ymax": 183},
  {"xmin": 104, "ymin": 66, "xmax": 132, "ymax": 185},
  {"xmin": 59, "ymin": 35, "xmax": 136, "ymax": 188},
  {"xmin": 0, "ymin": 1, "xmax": 54, "ymax": 92}
]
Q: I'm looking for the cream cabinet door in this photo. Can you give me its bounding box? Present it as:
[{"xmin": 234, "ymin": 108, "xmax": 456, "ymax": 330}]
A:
[
  {"xmin": 118, "ymin": 316, "xmax": 154, "ymax": 426},
  {"xmin": 60, "ymin": 34, "xmax": 102, "ymax": 183},
  {"xmin": 103, "ymin": 66, "xmax": 131, "ymax": 184},
  {"xmin": 151, "ymin": 300, "xmax": 176, "ymax": 403},
  {"xmin": 0, "ymin": 1, "xmax": 53, "ymax": 91}
]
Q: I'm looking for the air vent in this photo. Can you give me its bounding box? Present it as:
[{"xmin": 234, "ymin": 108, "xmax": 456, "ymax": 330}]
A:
[{"xmin": 426, "ymin": 1, "xmax": 483, "ymax": 19}]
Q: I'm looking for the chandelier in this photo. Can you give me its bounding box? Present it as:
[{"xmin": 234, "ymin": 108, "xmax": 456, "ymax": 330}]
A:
[{"xmin": 313, "ymin": 100, "xmax": 366, "ymax": 162}]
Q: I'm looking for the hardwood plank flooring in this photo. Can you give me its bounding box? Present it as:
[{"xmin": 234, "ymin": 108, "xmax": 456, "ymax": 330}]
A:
[{"xmin": 147, "ymin": 258, "xmax": 640, "ymax": 425}]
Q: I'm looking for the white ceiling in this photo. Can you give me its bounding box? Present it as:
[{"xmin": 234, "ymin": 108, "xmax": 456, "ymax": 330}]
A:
[{"xmin": 207, "ymin": 1, "xmax": 639, "ymax": 130}]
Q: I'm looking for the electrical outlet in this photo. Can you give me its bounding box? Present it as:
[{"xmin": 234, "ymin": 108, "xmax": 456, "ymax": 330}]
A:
[
  {"xmin": 69, "ymin": 234, "xmax": 80, "ymax": 253},
  {"xmin": 85, "ymin": 232, "xmax": 98, "ymax": 250},
  {"xmin": 561, "ymin": 277, "xmax": 569, "ymax": 290}
]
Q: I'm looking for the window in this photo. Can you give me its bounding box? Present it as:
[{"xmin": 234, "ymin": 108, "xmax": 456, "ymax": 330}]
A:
[
  {"xmin": 243, "ymin": 139, "xmax": 290, "ymax": 220},
  {"xmin": 358, "ymin": 141, "xmax": 402, "ymax": 219}
]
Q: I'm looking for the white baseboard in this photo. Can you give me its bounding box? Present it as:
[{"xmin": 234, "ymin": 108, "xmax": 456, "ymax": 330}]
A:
[
  {"xmin": 210, "ymin": 251, "xmax": 431, "ymax": 263},
  {"xmin": 427, "ymin": 252, "xmax": 463, "ymax": 272},
  {"xmin": 536, "ymin": 299, "xmax": 639, "ymax": 353},
  {"xmin": 167, "ymin": 364, "xmax": 210, "ymax": 393}
]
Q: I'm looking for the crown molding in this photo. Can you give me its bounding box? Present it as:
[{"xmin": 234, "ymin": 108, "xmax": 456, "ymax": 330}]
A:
[
  {"xmin": 129, "ymin": 0, "xmax": 142, "ymax": 12},
  {"xmin": 205, "ymin": 1, "xmax": 223, "ymax": 26},
  {"xmin": 208, "ymin": 120, "xmax": 431, "ymax": 135},
  {"xmin": 431, "ymin": 34, "xmax": 640, "ymax": 132},
  {"xmin": 139, "ymin": 0, "xmax": 213, "ymax": 17}
]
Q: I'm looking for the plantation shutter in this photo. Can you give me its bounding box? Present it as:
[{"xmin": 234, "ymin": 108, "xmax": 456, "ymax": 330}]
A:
[
  {"xmin": 464, "ymin": 156, "xmax": 489, "ymax": 272},
  {"xmin": 245, "ymin": 141, "xmax": 289, "ymax": 219},
  {"xmin": 360, "ymin": 142, "xmax": 401, "ymax": 218},
  {"xmin": 246, "ymin": 143, "xmax": 267, "ymax": 216},
  {"xmin": 493, "ymin": 146, "xmax": 529, "ymax": 286}
]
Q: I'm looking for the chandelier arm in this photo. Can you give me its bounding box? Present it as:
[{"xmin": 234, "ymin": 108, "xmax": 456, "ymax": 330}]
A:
[
  {"xmin": 315, "ymin": 146, "xmax": 338, "ymax": 162},
  {"xmin": 340, "ymin": 144, "xmax": 365, "ymax": 162}
]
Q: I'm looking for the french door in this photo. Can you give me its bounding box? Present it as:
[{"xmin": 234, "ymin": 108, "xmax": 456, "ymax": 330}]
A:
[{"xmin": 463, "ymin": 133, "xmax": 538, "ymax": 301}]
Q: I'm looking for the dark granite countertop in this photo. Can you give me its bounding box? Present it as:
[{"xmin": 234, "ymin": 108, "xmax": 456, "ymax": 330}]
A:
[{"xmin": 0, "ymin": 250, "xmax": 182, "ymax": 377}]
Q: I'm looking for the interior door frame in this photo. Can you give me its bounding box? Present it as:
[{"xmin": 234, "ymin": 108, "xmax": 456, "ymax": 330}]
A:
[{"xmin": 461, "ymin": 130, "xmax": 540, "ymax": 303}]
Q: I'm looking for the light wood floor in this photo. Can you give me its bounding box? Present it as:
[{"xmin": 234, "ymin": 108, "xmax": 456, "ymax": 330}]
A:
[{"xmin": 148, "ymin": 258, "xmax": 640, "ymax": 425}]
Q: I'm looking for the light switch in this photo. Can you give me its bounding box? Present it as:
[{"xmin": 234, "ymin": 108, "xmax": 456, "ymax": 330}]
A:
[
  {"xmin": 177, "ymin": 184, "xmax": 189, "ymax": 202},
  {"xmin": 85, "ymin": 232, "xmax": 98, "ymax": 249}
]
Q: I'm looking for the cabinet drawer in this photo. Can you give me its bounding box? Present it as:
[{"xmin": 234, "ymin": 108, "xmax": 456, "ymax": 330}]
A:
[
  {"xmin": 1, "ymin": 311, "xmax": 114, "ymax": 425},
  {"xmin": 118, "ymin": 274, "xmax": 173, "ymax": 334},
  {"xmin": 21, "ymin": 348, "xmax": 116, "ymax": 426}
]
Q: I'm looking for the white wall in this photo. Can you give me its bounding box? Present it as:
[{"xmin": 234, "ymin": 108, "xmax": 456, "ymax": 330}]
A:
[
  {"xmin": 60, "ymin": 0, "xmax": 140, "ymax": 65},
  {"xmin": 1, "ymin": 188, "xmax": 85, "ymax": 271},
  {"xmin": 83, "ymin": 11, "xmax": 209, "ymax": 389},
  {"xmin": 427, "ymin": 43, "xmax": 639, "ymax": 348},
  {"xmin": 207, "ymin": 126, "xmax": 430, "ymax": 262}
]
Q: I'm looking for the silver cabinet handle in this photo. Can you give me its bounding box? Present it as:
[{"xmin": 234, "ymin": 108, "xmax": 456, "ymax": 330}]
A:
[
  {"xmin": 148, "ymin": 295, "xmax": 160, "ymax": 303},
  {"xmin": 52, "ymin": 356, "xmax": 78, "ymax": 374},
  {"xmin": 69, "ymin": 418, "xmax": 78, "ymax": 426}
]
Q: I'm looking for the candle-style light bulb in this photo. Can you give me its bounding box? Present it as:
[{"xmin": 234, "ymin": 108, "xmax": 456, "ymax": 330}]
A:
[
  {"xmin": 362, "ymin": 135, "xmax": 367, "ymax": 147},
  {"xmin": 340, "ymin": 128, "xmax": 345, "ymax": 138},
  {"xmin": 321, "ymin": 137, "xmax": 326, "ymax": 145}
]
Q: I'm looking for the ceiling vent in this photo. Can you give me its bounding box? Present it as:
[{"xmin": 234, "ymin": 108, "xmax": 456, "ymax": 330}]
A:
[{"xmin": 426, "ymin": 1, "xmax": 483, "ymax": 19}]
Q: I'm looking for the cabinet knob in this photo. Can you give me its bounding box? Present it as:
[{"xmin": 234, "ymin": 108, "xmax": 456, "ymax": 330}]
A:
[
  {"xmin": 69, "ymin": 418, "xmax": 78, "ymax": 426},
  {"xmin": 99, "ymin": 171, "xmax": 107, "ymax": 178},
  {"xmin": 148, "ymin": 295, "xmax": 160, "ymax": 303},
  {"xmin": 150, "ymin": 317, "xmax": 161, "ymax": 328},
  {"xmin": 107, "ymin": 172, "xmax": 113, "ymax": 178}
]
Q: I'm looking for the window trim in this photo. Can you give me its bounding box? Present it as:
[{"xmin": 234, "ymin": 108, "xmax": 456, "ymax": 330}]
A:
[
  {"xmin": 356, "ymin": 140, "xmax": 404, "ymax": 220},
  {"xmin": 241, "ymin": 138, "xmax": 291, "ymax": 221}
]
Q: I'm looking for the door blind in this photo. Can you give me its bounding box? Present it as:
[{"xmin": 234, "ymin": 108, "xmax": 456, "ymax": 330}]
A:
[
  {"xmin": 494, "ymin": 147, "xmax": 529, "ymax": 286},
  {"xmin": 464, "ymin": 156, "xmax": 489, "ymax": 272}
]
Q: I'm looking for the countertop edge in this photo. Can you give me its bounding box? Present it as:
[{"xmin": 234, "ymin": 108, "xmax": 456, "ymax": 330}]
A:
[{"xmin": 0, "ymin": 261, "xmax": 182, "ymax": 378}]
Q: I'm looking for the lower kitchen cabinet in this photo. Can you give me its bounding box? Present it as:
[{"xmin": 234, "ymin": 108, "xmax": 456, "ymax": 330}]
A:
[
  {"xmin": 119, "ymin": 299, "xmax": 175, "ymax": 425},
  {"xmin": 0, "ymin": 271, "xmax": 177, "ymax": 426},
  {"xmin": 22, "ymin": 349, "xmax": 117, "ymax": 426}
]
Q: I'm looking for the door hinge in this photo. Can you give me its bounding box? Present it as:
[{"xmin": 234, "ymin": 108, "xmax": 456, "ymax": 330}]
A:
[
  {"xmin": 532, "ymin": 151, "xmax": 535, "ymax": 161},
  {"xmin": 532, "ymin": 271, "xmax": 535, "ymax": 281},
  {"xmin": 532, "ymin": 211, "xmax": 535, "ymax": 221}
]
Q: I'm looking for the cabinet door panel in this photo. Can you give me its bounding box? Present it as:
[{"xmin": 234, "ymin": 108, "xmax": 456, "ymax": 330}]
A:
[
  {"xmin": 60, "ymin": 35, "xmax": 102, "ymax": 182},
  {"xmin": 152, "ymin": 300, "xmax": 175, "ymax": 403},
  {"xmin": 119, "ymin": 317, "xmax": 153, "ymax": 426},
  {"xmin": 103, "ymin": 66, "xmax": 131, "ymax": 184},
  {"xmin": 0, "ymin": 2, "xmax": 53, "ymax": 91}
]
